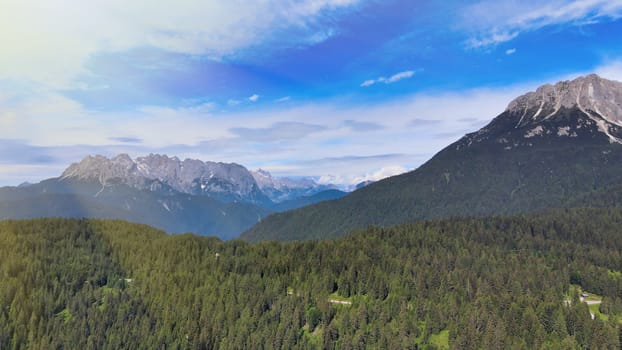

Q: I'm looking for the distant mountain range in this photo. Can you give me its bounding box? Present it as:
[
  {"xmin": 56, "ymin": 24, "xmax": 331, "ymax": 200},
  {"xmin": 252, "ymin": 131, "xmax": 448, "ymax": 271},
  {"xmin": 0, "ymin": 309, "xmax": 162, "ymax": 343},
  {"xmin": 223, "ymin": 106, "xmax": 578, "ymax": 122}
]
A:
[
  {"xmin": 0, "ymin": 154, "xmax": 346, "ymax": 239},
  {"xmin": 243, "ymin": 74, "xmax": 622, "ymax": 241},
  {"xmin": 250, "ymin": 168, "xmax": 338, "ymax": 203}
]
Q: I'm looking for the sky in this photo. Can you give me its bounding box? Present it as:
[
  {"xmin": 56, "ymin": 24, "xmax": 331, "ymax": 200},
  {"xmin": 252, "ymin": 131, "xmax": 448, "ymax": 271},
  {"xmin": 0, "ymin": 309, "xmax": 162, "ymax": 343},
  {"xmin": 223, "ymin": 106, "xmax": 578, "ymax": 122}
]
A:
[{"xmin": 1, "ymin": 0, "xmax": 622, "ymax": 187}]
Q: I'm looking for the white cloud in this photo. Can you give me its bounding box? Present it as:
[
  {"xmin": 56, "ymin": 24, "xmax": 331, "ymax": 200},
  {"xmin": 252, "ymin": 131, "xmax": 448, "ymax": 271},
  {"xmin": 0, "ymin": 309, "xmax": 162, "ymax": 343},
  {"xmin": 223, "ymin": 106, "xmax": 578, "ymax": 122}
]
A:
[
  {"xmin": 318, "ymin": 165, "xmax": 409, "ymax": 189},
  {"xmin": 0, "ymin": 0, "xmax": 361, "ymax": 88},
  {"xmin": 249, "ymin": 94, "xmax": 260, "ymax": 102},
  {"xmin": 466, "ymin": 32, "xmax": 519, "ymax": 49},
  {"xmin": 360, "ymin": 79, "xmax": 376, "ymax": 87},
  {"xmin": 228, "ymin": 99, "xmax": 241, "ymax": 106},
  {"xmin": 385, "ymin": 70, "xmax": 415, "ymax": 83},
  {"xmin": 275, "ymin": 96, "xmax": 291, "ymax": 102},
  {"xmin": 12, "ymin": 66, "xmax": 619, "ymax": 187},
  {"xmin": 362, "ymin": 165, "xmax": 409, "ymax": 181},
  {"xmin": 505, "ymin": 48, "xmax": 517, "ymax": 55},
  {"xmin": 462, "ymin": 0, "xmax": 622, "ymax": 48},
  {"xmin": 360, "ymin": 70, "xmax": 416, "ymax": 87},
  {"xmin": 595, "ymin": 60, "xmax": 622, "ymax": 81},
  {"xmin": 0, "ymin": 78, "xmax": 531, "ymax": 186}
]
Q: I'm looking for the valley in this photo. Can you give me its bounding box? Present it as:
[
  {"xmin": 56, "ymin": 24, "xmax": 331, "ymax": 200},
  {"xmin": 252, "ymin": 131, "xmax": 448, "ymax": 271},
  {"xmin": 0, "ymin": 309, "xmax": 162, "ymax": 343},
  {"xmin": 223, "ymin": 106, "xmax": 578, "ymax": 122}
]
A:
[{"xmin": 4, "ymin": 1, "xmax": 622, "ymax": 348}]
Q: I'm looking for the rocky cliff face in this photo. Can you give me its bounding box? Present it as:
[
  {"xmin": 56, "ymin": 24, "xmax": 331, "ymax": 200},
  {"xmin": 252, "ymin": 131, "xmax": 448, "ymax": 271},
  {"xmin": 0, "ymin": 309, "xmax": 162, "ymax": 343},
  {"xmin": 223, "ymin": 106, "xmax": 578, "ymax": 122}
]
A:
[
  {"xmin": 458, "ymin": 74, "xmax": 622, "ymax": 149},
  {"xmin": 60, "ymin": 154, "xmax": 339, "ymax": 205},
  {"xmin": 61, "ymin": 154, "xmax": 269, "ymax": 204},
  {"xmin": 507, "ymin": 74, "xmax": 622, "ymax": 127},
  {"xmin": 1, "ymin": 154, "xmax": 347, "ymax": 239}
]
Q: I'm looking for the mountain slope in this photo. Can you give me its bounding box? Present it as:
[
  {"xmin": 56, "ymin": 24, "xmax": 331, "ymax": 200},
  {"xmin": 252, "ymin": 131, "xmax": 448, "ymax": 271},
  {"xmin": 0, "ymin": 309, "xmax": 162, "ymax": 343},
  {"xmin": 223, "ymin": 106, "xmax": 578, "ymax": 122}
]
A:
[
  {"xmin": 243, "ymin": 74, "xmax": 622, "ymax": 241},
  {"xmin": 0, "ymin": 178, "xmax": 272, "ymax": 239},
  {"xmin": 3, "ymin": 211, "xmax": 622, "ymax": 348}
]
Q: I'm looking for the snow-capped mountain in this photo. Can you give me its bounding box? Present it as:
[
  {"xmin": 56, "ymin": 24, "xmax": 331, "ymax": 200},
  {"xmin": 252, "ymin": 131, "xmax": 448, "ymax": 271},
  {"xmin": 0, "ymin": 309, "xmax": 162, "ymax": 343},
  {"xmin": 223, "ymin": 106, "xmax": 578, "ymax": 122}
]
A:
[
  {"xmin": 61, "ymin": 154, "xmax": 270, "ymax": 204},
  {"xmin": 251, "ymin": 169, "xmax": 336, "ymax": 202}
]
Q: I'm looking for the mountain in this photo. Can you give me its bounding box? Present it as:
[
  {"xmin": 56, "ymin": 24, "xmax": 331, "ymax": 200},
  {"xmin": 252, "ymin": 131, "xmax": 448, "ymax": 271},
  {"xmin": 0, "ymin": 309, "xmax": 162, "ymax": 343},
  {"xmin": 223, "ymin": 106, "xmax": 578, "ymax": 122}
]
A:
[
  {"xmin": 0, "ymin": 178, "xmax": 272, "ymax": 239},
  {"xmin": 251, "ymin": 169, "xmax": 337, "ymax": 202},
  {"xmin": 243, "ymin": 74, "xmax": 622, "ymax": 241},
  {"xmin": 355, "ymin": 180, "xmax": 374, "ymax": 190},
  {"xmin": 62, "ymin": 153, "xmax": 271, "ymax": 205},
  {"xmin": 0, "ymin": 154, "xmax": 342, "ymax": 239}
]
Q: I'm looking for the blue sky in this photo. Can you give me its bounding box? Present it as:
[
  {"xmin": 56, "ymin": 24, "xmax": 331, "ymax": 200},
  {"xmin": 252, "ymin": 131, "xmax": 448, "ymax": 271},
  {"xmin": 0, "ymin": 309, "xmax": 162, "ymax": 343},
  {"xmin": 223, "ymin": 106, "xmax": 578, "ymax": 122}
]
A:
[{"xmin": 1, "ymin": 0, "xmax": 622, "ymax": 186}]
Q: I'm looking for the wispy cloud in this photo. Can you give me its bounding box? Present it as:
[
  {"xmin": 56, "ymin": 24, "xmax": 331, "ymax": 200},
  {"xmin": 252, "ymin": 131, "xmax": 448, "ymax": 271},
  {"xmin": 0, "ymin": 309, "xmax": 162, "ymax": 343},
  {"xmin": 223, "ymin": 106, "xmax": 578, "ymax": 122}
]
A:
[
  {"xmin": 6, "ymin": 65, "xmax": 605, "ymax": 187},
  {"xmin": 596, "ymin": 60, "xmax": 622, "ymax": 81},
  {"xmin": 230, "ymin": 122, "xmax": 326, "ymax": 142},
  {"xmin": 409, "ymin": 119, "xmax": 442, "ymax": 127},
  {"xmin": 466, "ymin": 32, "xmax": 519, "ymax": 49},
  {"xmin": 0, "ymin": 80, "xmax": 531, "ymax": 186},
  {"xmin": 248, "ymin": 94, "xmax": 260, "ymax": 102},
  {"xmin": 505, "ymin": 48, "xmax": 517, "ymax": 55},
  {"xmin": 0, "ymin": 139, "xmax": 56, "ymax": 164},
  {"xmin": 0, "ymin": 0, "xmax": 361, "ymax": 88},
  {"xmin": 109, "ymin": 137, "xmax": 143, "ymax": 144},
  {"xmin": 462, "ymin": 0, "xmax": 622, "ymax": 48},
  {"xmin": 361, "ymin": 70, "xmax": 415, "ymax": 87},
  {"xmin": 343, "ymin": 120, "xmax": 383, "ymax": 131},
  {"xmin": 386, "ymin": 70, "xmax": 416, "ymax": 83},
  {"xmin": 275, "ymin": 96, "xmax": 291, "ymax": 103}
]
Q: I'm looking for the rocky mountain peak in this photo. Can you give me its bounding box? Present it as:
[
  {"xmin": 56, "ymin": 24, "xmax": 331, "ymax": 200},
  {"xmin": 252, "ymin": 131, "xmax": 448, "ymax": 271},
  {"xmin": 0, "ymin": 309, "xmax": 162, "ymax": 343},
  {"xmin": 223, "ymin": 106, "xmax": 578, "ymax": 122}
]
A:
[
  {"xmin": 506, "ymin": 74, "xmax": 622, "ymax": 128},
  {"xmin": 61, "ymin": 154, "xmax": 138, "ymax": 181},
  {"xmin": 59, "ymin": 154, "xmax": 339, "ymax": 205},
  {"xmin": 61, "ymin": 154, "xmax": 268, "ymax": 204},
  {"xmin": 459, "ymin": 74, "xmax": 622, "ymax": 148}
]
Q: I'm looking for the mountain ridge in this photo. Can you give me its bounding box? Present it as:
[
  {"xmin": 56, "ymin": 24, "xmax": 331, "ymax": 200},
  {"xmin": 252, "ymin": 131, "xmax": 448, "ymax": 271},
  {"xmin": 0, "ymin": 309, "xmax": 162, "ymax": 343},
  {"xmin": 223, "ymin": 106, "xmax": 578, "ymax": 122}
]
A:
[
  {"xmin": 61, "ymin": 153, "xmax": 270, "ymax": 205},
  {"xmin": 243, "ymin": 74, "xmax": 622, "ymax": 242},
  {"xmin": 60, "ymin": 153, "xmax": 339, "ymax": 205},
  {"xmin": 0, "ymin": 154, "xmax": 346, "ymax": 239}
]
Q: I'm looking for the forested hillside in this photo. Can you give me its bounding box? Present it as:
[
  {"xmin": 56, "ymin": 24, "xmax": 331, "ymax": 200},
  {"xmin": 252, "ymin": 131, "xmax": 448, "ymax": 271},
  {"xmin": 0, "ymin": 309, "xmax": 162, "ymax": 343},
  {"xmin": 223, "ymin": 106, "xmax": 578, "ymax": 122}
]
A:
[
  {"xmin": 243, "ymin": 137, "xmax": 622, "ymax": 242},
  {"xmin": 1, "ymin": 211, "xmax": 622, "ymax": 349},
  {"xmin": 243, "ymin": 75, "xmax": 622, "ymax": 242}
]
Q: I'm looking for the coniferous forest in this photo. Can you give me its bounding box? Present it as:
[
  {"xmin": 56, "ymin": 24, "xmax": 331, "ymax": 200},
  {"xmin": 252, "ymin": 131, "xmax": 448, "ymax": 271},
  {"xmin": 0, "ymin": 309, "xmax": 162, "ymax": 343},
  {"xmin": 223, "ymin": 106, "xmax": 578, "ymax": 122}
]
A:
[{"xmin": 1, "ymin": 209, "xmax": 622, "ymax": 349}]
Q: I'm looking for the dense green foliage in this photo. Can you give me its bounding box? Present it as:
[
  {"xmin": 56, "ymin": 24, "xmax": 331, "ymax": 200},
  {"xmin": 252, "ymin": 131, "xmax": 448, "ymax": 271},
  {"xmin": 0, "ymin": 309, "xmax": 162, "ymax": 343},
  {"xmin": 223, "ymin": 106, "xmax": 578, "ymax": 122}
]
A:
[
  {"xmin": 2, "ymin": 210, "xmax": 622, "ymax": 349},
  {"xmin": 244, "ymin": 109, "xmax": 622, "ymax": 242}
]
